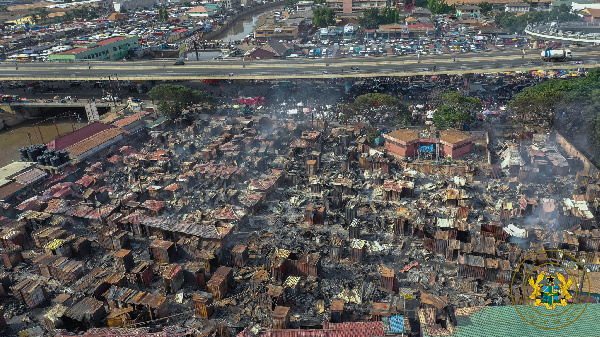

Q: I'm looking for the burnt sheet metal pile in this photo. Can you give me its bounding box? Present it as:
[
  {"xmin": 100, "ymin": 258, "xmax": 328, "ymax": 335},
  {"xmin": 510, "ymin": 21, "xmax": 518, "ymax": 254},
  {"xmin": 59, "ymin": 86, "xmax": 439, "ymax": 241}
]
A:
[{"xmin": 0, "ymin": 113, "xmax": 599, "ymax": 337}]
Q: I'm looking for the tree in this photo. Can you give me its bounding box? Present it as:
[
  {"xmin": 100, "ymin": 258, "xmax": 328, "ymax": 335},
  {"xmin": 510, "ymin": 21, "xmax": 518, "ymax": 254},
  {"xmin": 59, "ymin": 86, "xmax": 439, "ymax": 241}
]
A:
[
  {"xmin": 36, "ymin": 7, "xmax": 49, "ymax": 21},
  {"xmin": 358, "ymin": 8, "xmax": 381, "ymax": 29},
  {"xmin": 148, "ymin": 84, "xmax": 214, "ymax": 119},
  {"xmin": 478, "ymin": 1, "xmax": 493, "ymax": 15},
  {"xmin": 431, "ymin": 91, "xmax": 481, "ymax": 128},
  {"xmin": 345, "ymin": 93, "xmax": 410, "ymax": 125},
  {"xmin": 427, "ymin": 0, "xmax": 455, "ymax": 14},
  {"xmin": 509, "ymin": 81, "xmax": 568, "ymax": 127},
  {"xmin": 284, "ymin": 0, "xmax": 298, "ymax": 9},
  {"xmin": 495, "ymin": 7, "xmax": 581, "ymax": 33},
  {"xmin": 120, "ymin": 6, "xmax": 128, "ymax": 13},
  {"xmin": 433, "ymin": 105, "xmax": 473, "ymax": 128},
  {"xmin": 28, "ymin": 8, "xmax": 38, "ymax": 24},
  {"xmin": 357, "ymin": 7, "xmax": 399, "ymax": 29},
  {"xmin": 414, "ymin": 0, "xmax": 428, "ymax": 7},
  {"xmin": 183, "ymin": 1, "xmax": 191, "ymax": 6},
  {"xmin": 313, "ymin": 7, "xmax": 335, "ymax": 27},
  {"xmin": 380, "ymin": 7, "xmax": 399, "ymax": 24}
]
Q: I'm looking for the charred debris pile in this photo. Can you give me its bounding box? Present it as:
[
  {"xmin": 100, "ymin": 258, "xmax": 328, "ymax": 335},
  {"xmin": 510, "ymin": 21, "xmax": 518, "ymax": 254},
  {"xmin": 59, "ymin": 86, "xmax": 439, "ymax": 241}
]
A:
[{"xmin": 0, "ymin": 116, "xmax": 598, "ymax": 337}]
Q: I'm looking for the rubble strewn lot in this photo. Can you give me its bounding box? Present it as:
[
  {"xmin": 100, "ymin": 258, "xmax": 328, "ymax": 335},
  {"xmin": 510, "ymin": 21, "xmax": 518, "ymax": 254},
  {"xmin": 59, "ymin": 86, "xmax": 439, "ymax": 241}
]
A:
[{"xmin": 0, "ymin": 105, "xmax": 599, "ymax": 337}]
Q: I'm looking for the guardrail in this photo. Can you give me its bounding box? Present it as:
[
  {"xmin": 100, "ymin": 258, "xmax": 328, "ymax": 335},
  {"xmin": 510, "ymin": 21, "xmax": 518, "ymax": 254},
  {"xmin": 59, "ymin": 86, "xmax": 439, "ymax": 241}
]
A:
[{"xmin": 525, "ymin": 27, "xmax": 600, "ymax": 44}]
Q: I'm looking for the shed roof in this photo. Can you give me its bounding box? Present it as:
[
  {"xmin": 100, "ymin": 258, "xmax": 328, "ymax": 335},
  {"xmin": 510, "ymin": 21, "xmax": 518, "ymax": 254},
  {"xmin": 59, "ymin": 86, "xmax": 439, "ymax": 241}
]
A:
[{"xmin": 47, "ymin": 123, "xmax": 115, "ymax": 150}]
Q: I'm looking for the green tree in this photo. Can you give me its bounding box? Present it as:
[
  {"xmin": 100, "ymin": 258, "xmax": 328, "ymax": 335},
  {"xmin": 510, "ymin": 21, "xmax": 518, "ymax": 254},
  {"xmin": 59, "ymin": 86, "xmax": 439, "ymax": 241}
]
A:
[
  {"xmin": 478, "ymin": 1, "xmax": 493, "ymax": 15},
  {"xmin": 313, "ymin": 7, "xmax": 335, "ymax": 27},
  {"xmin": 120, "ymin": 6, "xmax": 128, "ymax": 13},
  {"xmin": 285, "ymin": 0, "xmax": 298, "ymax": 9},
  {"xmin": 495, "ymin": 7, "xmax": 581, "ymax": 33},
  {"xmin": 432, "ymin": 91, "xmax": 481, "ymax": 128},
  {"xmin": 509, "ymin": 81, "xmax": 568, "ymax": 127},
  {"xmin": 365, "ymin": 127, "xmax": 380, "ymax": 144},
  {"xmin": 414, "ymin": 0, "xmax": 428, "ymax": 7},
  {"xmin": 427, "ymin": 0, "xmax": 455, "ymax": 14},
  {"xmin": 36, "ymin": 7, "xmax": 49, "ymax": 21},
  {"xmin": 358, "ymin": 7, "xmax": 399, "ymax": 29},
  {"xmin": 149, "ymin": 84, "xmax": 214, "ymax": 119},
  {"xmin": 358, "ymin": 8, "xmax": 381, "ymax": 29},
  {"xmin": 345, "ymin": 93, "xmax": 410, "ymax": 125},
  {"xmin": 183, "ymin": 1, "xmax": 191, "ymax": 6},
  {"xmin": 380, "ymin": 7, "xmax": 399, "ymax": 24},
  {"xmin": 28, "ymin": 8, "xmax": 38, "ymax": 24}
]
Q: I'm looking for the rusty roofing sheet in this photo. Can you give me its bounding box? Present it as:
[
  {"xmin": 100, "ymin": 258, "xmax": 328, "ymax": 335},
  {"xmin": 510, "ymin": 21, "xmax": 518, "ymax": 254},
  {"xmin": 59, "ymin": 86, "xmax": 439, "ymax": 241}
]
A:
[
  {"xmin": 112, "ymin": 111, "xmax": 149, "ymax": 128},
  {"xmin": 13, "ymin": 168, "xmax": 47, "ymax": 186},
  {"xmin": 76, "ymin": 175, "xmax": 95, "ymax": 188},
  {"xmin": 66, "ymin": 128, "xmax": 127, "ymax": 156},
  {"xmin": 66, "ymin": 204, "xmax": 94, "ymax": 218},
  {"xmin": 149, "ymin": 239, "xmax": 173, "ymax": 250},
  {"xmin": 141, "ymin": 200, "xmax": 166, "ymax": 213}
]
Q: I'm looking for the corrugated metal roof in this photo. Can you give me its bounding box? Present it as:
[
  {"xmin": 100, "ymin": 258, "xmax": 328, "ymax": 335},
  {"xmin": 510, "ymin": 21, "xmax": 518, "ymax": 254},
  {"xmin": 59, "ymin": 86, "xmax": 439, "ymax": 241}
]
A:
[
  {"xmin": 66, "ymin": 128, "xmax": 127, "ymax": 156},
  {"xmin": 47, "ymin": 123, "xmax": 115, "ymax": 151}
]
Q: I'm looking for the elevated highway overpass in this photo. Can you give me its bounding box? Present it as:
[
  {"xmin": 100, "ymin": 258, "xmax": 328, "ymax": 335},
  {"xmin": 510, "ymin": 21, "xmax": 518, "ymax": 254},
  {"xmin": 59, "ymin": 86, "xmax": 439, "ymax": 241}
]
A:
[{"xmin": 2, "ymin": 48, "xmax": 600, "ymax": 81}]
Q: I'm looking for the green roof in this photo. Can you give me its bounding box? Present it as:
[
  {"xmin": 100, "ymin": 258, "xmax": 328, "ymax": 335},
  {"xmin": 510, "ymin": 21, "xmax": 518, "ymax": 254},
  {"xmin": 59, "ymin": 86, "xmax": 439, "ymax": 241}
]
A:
[{"xmin": 422, "ymin": 304, "xmax": 600, "ymax": 337}]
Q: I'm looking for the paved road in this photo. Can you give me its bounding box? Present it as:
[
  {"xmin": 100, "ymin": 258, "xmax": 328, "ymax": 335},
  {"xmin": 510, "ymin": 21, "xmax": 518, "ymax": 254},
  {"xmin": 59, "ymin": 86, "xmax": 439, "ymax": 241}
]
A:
[{"xmin": 2, "ymin": 48, "xmax": 600, "ymax": 80}]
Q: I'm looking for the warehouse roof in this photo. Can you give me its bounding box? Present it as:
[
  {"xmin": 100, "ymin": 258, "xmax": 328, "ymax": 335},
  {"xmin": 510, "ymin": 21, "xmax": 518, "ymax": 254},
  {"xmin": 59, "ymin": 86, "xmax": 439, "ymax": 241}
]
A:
[
  {"xmin": 47, "ymin": 123, "xmax": 115, "ymax": 151},
  {"xmin": 66, "ymin": 128, "xmax": 127, "ymax": 156}
]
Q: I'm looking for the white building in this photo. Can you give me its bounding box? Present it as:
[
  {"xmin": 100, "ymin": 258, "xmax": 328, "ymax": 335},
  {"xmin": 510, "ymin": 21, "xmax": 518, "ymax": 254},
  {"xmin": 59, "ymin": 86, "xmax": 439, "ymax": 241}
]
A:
[
  {"xmin": 113, "ymin": 0, "xmax": 156, "ymax": 12},
  {"xmin": 296, "ymin": 0, "xmax": 314, "ymax": 11},
  {"xmin": 505, "ymin": 2, "xmax": 531, "ymax": 13}
]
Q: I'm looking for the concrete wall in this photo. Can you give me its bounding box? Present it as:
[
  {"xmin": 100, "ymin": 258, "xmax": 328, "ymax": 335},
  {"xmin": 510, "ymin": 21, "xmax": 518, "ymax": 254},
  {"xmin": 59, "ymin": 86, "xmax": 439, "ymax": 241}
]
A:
[{"xmin": 554, "ymin": 131, "xmax": 599, "ymax": 176}]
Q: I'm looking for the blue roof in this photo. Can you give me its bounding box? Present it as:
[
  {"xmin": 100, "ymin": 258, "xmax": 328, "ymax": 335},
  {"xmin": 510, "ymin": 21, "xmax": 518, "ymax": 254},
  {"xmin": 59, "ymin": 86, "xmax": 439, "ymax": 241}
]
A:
[{"xmin": 383, "ymin": 315, "xmax": 406, "ymax": 333}]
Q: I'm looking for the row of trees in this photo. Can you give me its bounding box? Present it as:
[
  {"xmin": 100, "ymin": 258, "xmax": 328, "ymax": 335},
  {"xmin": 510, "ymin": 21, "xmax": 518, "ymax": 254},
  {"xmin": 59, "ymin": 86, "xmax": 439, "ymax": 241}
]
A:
[
  {"xmin": 508, "ymin": 70, "xmax": 600, "ymax": 163},
  {"xmin": 495, "ymin": 4, "xmax": 581, "ymax": 33}
]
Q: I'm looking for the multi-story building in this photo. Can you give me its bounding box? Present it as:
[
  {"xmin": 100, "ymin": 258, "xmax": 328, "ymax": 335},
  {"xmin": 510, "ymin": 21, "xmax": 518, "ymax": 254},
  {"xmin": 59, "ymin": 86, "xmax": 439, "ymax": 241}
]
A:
[
  {"xmin": 456, "ymin": 4, "xmax": 481, "ymax": 18},
  {"xmin": 222, "ymin": 0, "xmax": 241, "ymax": 10},
  {"xmin": 326, "ymin": 0, "xmax": 389, "ymax": 13},
  {"xmin": 48, "ymin": 36, "xmax": 139, "ymax": 62}
]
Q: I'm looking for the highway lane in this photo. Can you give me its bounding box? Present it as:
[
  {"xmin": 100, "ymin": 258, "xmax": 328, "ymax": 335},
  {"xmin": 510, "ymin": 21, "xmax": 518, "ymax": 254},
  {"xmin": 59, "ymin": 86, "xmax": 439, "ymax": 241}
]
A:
[{"xmin": 2, "ymin": 48, "xmax": 600, "ymax": 80}]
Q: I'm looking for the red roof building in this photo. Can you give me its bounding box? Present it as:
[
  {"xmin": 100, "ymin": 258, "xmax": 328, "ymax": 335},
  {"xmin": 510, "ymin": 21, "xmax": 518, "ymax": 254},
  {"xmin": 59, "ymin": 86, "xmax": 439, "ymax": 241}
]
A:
[{"xmin": 47, "ymin": 123, "xmax": 115, "ymax": 151}]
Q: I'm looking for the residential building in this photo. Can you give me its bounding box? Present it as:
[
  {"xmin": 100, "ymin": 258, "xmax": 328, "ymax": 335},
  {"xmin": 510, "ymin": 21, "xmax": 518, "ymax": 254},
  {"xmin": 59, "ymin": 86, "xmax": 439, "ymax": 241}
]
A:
[
  {"xmin": 326, "ymin": 0, "xmax": 389, "ymax": 14},
  {"xmin": 296, "ymin": 0, "xmax": 314, "ymax": 11},
  {"xmin": 505, "ymin": 2, "xmax": 530, "ymax": 12},
  {"xmin": 456, "ymin": 5, "xmax": 481, "ymax": 18},
  {"xmin": 186, "ymin": 5, "xmax": 216, "ymax": 18},
  {"xmin": 222, "ymin": 0, "xmax": 241, "ymax": 9},
  {"xmin": 48, "ymin": 36, "xmax": 139, "ymax": 62},
  {"xmin": 579, "ymin": 8, "xmax": 600, "ymax": 22}
]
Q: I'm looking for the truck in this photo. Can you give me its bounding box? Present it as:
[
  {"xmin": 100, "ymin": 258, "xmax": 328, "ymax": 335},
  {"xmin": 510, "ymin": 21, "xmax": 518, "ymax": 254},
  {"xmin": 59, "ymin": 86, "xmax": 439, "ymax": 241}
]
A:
[{"xmin": 540, "ymin": 48, "xmax": 572, "ymax": 62}]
